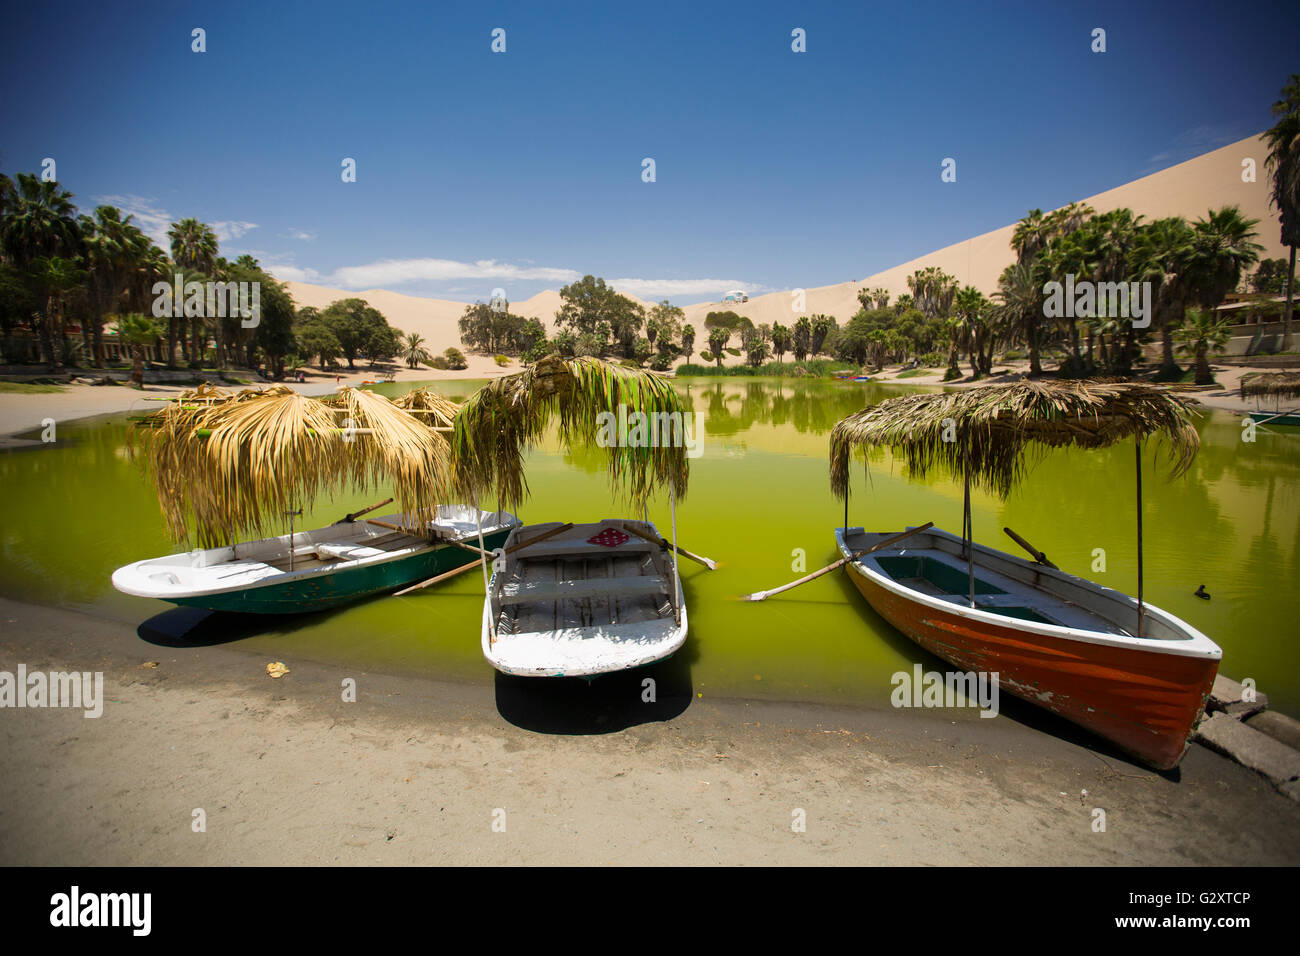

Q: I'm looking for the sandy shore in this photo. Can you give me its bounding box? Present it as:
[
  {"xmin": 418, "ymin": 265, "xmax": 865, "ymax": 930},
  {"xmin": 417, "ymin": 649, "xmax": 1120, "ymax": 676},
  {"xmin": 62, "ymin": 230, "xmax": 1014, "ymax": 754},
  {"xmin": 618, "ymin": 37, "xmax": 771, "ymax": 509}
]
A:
[
  {"xmin": 0, "ymin": 597, "xmax": 1296, "ymax": 865},
  {"xmin": 0, "ymin": 360, "xmax": 511, "ymax": 440},
  {"xmin": 0, "ymin": 355, "xmax": 1282, "ymax": 442}
]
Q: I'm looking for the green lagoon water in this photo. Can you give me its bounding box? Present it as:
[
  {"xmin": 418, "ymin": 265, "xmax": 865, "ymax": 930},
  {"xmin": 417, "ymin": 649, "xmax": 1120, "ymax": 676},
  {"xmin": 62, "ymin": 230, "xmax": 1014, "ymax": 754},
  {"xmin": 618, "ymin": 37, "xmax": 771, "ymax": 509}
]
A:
[{"xmin": 2, "ymin": 378, "xmax": 1298, "ymax": 713}]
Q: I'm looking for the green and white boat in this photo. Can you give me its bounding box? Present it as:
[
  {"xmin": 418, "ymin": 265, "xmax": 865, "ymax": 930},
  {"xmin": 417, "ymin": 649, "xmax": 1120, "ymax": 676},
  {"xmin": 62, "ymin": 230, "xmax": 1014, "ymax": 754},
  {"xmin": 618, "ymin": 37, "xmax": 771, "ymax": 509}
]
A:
[{"xmin": 112, "ymin": 506, "xmax": 519, "ymax": 614}]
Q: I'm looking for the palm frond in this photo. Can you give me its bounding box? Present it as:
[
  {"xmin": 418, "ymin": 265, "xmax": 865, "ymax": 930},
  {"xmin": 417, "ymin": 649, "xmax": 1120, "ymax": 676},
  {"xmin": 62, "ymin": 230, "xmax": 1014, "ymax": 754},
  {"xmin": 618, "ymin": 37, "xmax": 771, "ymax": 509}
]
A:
[
  {"xmin": 453, "ymin": 354, "xmax": 691, "ymax": 510},
  {"xmin": 830, "ymin": 380, "xmax": 1200, "ymax": 501}
]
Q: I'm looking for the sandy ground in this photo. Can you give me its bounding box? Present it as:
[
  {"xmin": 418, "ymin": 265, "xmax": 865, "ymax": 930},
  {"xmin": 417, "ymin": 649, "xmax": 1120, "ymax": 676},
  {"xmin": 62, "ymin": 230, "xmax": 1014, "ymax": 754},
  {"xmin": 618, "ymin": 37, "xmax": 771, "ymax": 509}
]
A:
[
  {"xmin": 0, "ymin": 361, "xmax": 512, "ymax": 440},
  {"xmin": 0, "ymin": 597, "xmax": 1296, "ymax": 866}
]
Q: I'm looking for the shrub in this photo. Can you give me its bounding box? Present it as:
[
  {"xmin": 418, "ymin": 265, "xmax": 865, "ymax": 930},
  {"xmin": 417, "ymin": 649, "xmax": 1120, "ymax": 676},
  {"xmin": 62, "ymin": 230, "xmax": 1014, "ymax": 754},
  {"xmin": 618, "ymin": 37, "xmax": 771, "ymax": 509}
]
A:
[
  {"xmin": 429, "ymin": 356, "xmax": 450, "ymax": 370},
  {"xmin": 699, "ymin": 350, "xmax": 714, "ymax": 363},
  {"xmin": 443, "ymin": 348, "xmax": 468, "ymax": 370},
  {"xmin": 649, "ymin": 353, "xmax": 673, "ymax": 372},
  {"xmin": 494, "ymin": 354, "xmax": 510, "ymax": 367}
]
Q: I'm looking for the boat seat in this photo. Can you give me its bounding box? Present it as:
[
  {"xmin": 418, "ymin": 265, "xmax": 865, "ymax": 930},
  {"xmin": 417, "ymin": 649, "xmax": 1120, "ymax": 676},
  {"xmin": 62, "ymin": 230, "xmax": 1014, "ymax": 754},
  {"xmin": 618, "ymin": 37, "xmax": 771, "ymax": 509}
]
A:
[
  {"xmin": 500, "ymin": 574, "xmax": 667, "ymax": 606},
  {"xmin": 313, "ymin": 542, "xmax": 385, "ymax": 561}
]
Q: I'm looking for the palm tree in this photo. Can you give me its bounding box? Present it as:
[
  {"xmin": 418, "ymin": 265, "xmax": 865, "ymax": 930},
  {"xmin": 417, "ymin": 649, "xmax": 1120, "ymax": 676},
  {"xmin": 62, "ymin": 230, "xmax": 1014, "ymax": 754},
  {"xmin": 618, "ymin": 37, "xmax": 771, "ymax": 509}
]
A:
[
  {"xmin": 30, "ymin": 256, "xmax": 86, "ymax": 369},
  {"xmin": 1265, "ymin": 74, "xmax": 1300, "ymax": 351},
  {"xmin": 995, "ymin": 261, "xmax": 1043, "ymax": 375},
  {"xmin": 402, "ymin": 331, "xmax": 431, "ymax": 368},
  {"xmin": 1182, "ymin": 207, "xmax": 1263, "ymax": 329},
  {"xmin": 80, "ymin": 206, "xmax": 150, "ymax": 368},
  {"xmin": 167, "ymin": 218, "xmax": 219, "ymax": 368},
  {"xmin": 707, "ymin": 327, "xmax": 729, "ymax": 368},
  {"xmin": 953, "ymin": 285, "xmax": 988, "ymax": 378},
  {"xmin": 1175, "ymin": 309, "xmax": 1232, "ymax": 385},
  {"xmin": 0, "ymin": 173, "xmax": 80, "ymax": 266},
  {"xmin": 113, "ymin": 314, "xmax": 164, "ymax": 387},
  {"xmin": 1134, "ymin": 216, "xmax": 1196, "ymax": 379}
]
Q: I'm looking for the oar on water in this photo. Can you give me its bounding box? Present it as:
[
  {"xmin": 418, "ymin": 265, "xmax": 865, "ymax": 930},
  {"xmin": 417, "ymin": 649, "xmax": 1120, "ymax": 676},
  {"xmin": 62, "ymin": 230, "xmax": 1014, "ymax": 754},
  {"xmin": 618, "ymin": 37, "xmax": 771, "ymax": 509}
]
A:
[
  {"xmin": 620, "ymin": 522, "xmax": 717, "ymax": 570},
  {"xmin": 393, "ymin": 522, "xmax": 576, "ymax": 596},
  {"xmin": 1003, "ymin": 526, "xmax": 1059, "ymax": 569},
  {"xmin": 741, "ymin": 522, "xmax": 934, "ymax": 602}
]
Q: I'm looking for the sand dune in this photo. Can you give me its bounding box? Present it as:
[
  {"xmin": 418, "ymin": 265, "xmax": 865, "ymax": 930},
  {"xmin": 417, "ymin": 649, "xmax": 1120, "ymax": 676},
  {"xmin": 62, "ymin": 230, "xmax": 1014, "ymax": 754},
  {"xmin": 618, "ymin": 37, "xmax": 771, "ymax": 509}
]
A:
[{"xmin": 283, "ymin": 133, "xmax": 1287, "ymax": 366}]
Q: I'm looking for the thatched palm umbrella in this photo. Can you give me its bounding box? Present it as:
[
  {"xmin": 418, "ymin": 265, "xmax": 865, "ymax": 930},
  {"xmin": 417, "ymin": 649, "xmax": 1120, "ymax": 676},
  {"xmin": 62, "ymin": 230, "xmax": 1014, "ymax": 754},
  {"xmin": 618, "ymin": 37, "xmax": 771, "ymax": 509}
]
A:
[
  {"xmin": 830, "ymin": 380, "xmax": 1201, "ymax": 635},
  {"xmin": 130, "ymin": 385, "xmax": 456, "ymax": 548},
  {"xmin": 1240, "ymin": 371, "xmax": 1300, "ymax": 401},
  {"xmin": 453, "ymin": 354, "xmax": 691, "ymax": 511}
]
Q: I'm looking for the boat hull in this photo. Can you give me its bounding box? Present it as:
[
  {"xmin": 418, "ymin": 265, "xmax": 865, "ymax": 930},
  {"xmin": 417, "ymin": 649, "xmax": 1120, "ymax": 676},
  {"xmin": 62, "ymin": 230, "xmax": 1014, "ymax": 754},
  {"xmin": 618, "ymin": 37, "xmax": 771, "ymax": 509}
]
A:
[
  {"xmin": 163, "ymin": 528, "xmax": 513, "ymax": 614},
  {"xmin": 842, "ymin": 533, "xmax": 1219, "ymax": 770}
]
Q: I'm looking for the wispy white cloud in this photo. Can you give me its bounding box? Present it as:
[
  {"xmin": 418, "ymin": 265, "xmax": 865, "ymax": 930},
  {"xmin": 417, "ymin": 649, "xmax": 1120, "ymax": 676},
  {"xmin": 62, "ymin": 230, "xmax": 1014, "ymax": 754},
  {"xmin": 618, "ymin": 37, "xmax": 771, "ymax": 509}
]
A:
[
  {"xmin": 329, "ymin": 258, "xmax": 582, "ymax": 288},
  {"xmin": 93, "ymin": 194, "xmax": 172, "ymax": 247},
  {"xmin": 92, "ymin": 194, "xmax": 258, "ymax": 248},
  {"xmin": 280, "ymin": 228, "xmax": 317, "ymax": 241},
  {"xmin": 262, "ymin": 255, "xmax": 760, "ymax": 302},
  {"xmin": 608, "ymin": 277, "xmax": 760, "ymax": 300},
  {"xmin": 212, "ymin": 220, "xmax": 259, "ymax": 242}
]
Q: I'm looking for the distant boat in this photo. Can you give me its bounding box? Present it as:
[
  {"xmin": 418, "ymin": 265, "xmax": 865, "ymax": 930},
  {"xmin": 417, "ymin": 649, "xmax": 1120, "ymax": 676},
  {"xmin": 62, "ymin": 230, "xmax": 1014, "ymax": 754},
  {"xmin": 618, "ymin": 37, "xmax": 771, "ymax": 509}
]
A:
[
  {"xmin": 1241, "ymin": 372, "xmax": 1300, "ymax": 427},
  {"xmin": 1247, "ymin": 409, "xmax": 1300, "ymax": 427},
  {"xmin": 113, "ymin": 507, "xmax": 518, "ymax": 614}
]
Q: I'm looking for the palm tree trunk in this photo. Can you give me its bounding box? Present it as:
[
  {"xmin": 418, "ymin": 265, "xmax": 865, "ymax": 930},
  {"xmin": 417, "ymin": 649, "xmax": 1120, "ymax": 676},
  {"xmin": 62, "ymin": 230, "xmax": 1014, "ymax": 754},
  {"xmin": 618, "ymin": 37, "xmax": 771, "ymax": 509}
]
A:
[
  {"xmin": 167, "ymin": 316, "xmax": 179, "ymax": 368},
  {"xmin": 191, "ymin": 317, "xmax": 203, "ymax": 368},
  {"xmin": 1027, "ymin": 313, "xmax": 1042, "ymax": 376},
  {"xmin": 1195, "ymin": 346, "xmax": 1212, "ymax": 385},
  {"xmin": 1283, "ymin": 244, "xmax": 1296, "ymax": 351}
]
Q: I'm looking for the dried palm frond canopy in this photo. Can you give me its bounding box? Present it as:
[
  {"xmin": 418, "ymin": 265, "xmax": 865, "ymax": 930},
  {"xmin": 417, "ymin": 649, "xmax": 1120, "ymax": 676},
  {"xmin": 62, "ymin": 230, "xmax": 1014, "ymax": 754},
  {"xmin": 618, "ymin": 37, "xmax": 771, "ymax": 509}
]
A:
[
  {"xmin": 453, "ymin": 355, "xmax": 691, "ymax": 510},
  {"xmin": 830, "ymin": 380, "xmax": 1201, "ymax": 501},
  {"xmin": 130, "ymin": 385, "xmax": 455, "ymax": 547},
  {"xmin": 1240, "ymin": 371, "xmax": 1300, "ymax": 400},
  {"xmin": 392, "ymin": 387, "xmax": 460, "ymax": 427}
]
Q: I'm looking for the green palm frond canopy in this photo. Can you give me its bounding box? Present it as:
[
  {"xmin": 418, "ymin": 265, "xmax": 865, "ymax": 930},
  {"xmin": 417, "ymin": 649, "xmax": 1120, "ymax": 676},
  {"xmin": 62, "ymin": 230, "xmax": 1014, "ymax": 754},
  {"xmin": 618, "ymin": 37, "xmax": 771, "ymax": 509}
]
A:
[
  {"xmin": 1240, "ymin": 371, "xmax": 1300, "ymax": 400},
  {"xmin": 453, "ymin": 354, "xmax": 691, "ymax": 510},
  {"xmin": 830, "ymin": 380, "xmax": 1201, "ymax": 501},
  {"xmin": 130, "ymin": 385, "xmax": 455, "ymax": 547}
]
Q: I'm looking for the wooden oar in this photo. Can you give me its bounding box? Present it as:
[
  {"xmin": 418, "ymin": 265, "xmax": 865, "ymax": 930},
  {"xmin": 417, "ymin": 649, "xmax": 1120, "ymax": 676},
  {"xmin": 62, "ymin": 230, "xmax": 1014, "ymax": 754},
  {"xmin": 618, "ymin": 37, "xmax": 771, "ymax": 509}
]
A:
[
  {"xmin": 1250, "ymin": 407, "xmax": 1300, "ymax": 426},
  {"xmin": 393, "ymin": 522, "xmax": 575, "ymax": 596},
  {"xmin": 741, "ymin": 522, "xmax": 934, "ymax": 602},
  {"xmin": 1003, "ymin": 526, "xmax": 1059, "ymax": 569},
  {"xmin": 621, "ymin": 522, "xmax": 717, "ymax": 570},
  {"xmin": 365, "ymin": 517, "xmax": 430, "ymax": 536},
  {"xmin": 338, "ymin": 497, "xmax": 393, "ymax": 524}
]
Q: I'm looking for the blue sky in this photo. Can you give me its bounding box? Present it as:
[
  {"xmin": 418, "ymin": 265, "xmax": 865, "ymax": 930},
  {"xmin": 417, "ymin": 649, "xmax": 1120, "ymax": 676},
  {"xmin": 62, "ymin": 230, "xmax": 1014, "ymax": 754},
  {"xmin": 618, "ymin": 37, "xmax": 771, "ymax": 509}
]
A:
[{"xmin": 2, "ymin": 0, "xmax": 1296, "ymax": 305}]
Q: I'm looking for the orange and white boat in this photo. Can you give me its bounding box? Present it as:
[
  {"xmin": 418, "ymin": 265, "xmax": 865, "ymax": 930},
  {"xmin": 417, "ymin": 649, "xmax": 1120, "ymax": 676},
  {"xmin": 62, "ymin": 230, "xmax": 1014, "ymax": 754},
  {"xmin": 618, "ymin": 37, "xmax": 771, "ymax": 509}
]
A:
[{"xmin": 836, "ymin": 524, "xmax": 1219, "ymax": 770}]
